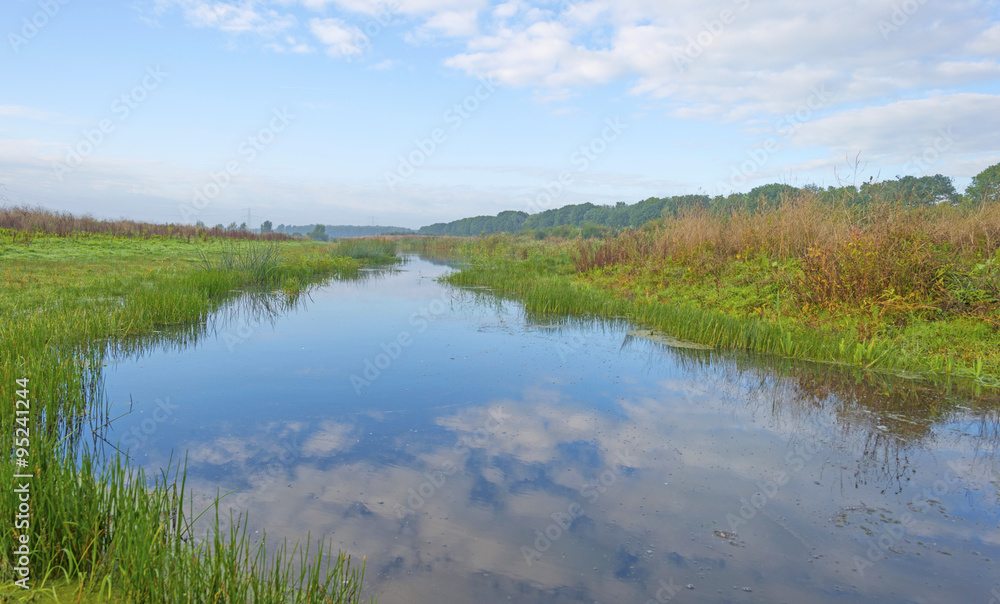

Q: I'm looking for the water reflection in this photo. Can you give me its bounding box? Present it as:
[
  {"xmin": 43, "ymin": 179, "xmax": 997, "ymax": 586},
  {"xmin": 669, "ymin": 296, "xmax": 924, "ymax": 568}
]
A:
[{"xmin": 97, "ymin": 255, "xmax": 1000, "ymax": 604}]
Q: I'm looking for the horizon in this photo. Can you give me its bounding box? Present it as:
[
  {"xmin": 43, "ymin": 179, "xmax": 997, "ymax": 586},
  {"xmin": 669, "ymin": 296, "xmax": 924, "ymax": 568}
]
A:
[{"xmin": 2, "ymin": 1, "xmax": 998, "ymax": 231}]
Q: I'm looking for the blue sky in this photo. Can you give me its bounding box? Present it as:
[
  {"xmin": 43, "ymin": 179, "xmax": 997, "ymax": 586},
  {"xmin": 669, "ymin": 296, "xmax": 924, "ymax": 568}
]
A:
[{"xmin": 2, "ymin": 0, "xmax": 999, "ymax": 230}]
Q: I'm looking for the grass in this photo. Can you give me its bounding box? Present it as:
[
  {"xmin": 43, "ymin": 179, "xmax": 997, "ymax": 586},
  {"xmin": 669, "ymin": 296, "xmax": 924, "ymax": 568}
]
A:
[
  {"xmin": 436, "ymin": 195, "xmax": 1000, "ymax": 389},
  {"xmin": 199, "ymin": 239, "xmax": 284, "ymax": 285},
  {"xmin": 1, "ymin": 227, "xmax": 374, "ymax": 602},
  {"xmin": 332, "ymin": 237, "xmax": 398, "ymax": 262}
]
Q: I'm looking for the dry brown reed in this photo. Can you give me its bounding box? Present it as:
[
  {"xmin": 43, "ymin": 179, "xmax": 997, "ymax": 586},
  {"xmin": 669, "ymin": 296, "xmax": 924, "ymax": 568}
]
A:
[
  {"xmin": 0, "ymin": 205, "xmax": 290, "ymax": 240},
  {"xmin": 572, "ymin": 191, "xmax": 1000, "ymax": 309}
]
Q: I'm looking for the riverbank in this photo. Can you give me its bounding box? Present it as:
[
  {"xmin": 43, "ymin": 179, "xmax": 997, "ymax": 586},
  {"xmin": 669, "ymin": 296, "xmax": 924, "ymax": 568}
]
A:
[
  {"xmin": 0, "ymin": 231, "xmax": 376, "ymax": 602},
  {"xmin": 433, "ymin": 197, "xmax": 1000, "ymax": 389}
]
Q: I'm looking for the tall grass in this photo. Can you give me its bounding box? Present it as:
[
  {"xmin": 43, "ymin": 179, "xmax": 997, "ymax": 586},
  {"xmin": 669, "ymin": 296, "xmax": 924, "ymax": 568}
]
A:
[
  {"xmin": 1, "ymin": 233, "xmax": 373, "ymax": 602},
  {"xmin": 199, "ymin": 239, "xmax": 283, "ymax": 285},
  {"xmin": 332, "ymin": 237, "xmax": 398, "ymax": 262},
  {"xmin": 572, "ymin": 193, "xmax": 1000, "ymax": 313},
  {"xmin": 448, "ymin": 255, "xmax": 933, "ymax": 381}
]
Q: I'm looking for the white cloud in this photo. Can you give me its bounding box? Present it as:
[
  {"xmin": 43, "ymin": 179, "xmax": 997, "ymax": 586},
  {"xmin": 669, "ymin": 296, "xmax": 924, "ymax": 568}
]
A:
[
  {"xmin": 176, "ymin": 0, "xmax": 298, "ymax": 35},
  {"xmin": 265, "ymin": 34, "xmax": 316, "ymax": 53},
  {"xmin": 792, "ymin": 93, "xmax": 1000, "ymax": 173},
  {"xmin": 967, "ymin": 23, "xmax": 1000, "ymax": 54},
  {"xmin": 414, "ymin": 9, "xmax": 479, "ymax": 38},
  {"xmin": 442, "ymin": 0, "xmax": 1000, "ymax": 120},
  {"xmin": 309, "ymin": 17, "xmax": 366, "ymax": 57},
  {"xmin": 446, "ymin": 21, "xmax": 621, "ymax": 90},
  {"xmin": 0, "ymin": 106, "xmax": 67, "ymax": 122}
]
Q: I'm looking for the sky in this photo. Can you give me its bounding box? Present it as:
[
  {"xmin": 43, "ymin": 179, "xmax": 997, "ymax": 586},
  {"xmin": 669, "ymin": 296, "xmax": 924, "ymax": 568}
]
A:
[{"xmin": 1, "ymin": 0, "xmax": 999, "ymax": 230}]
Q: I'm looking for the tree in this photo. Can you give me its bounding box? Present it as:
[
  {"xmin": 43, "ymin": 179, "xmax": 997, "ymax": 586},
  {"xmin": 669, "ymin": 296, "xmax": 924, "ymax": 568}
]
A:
[
  {"xmin": 746, "ymin": 183, "xmax": 799, "ymax": 209},
  {"xmin": 581, "ymin": 222, "xmax": 607, "ymax": 239},
  {"xmin": 238, "ymin": 222, "xmax": 248, "ymax": 231},
  {"xmin": 308, "ymin": 224, "xmax": 329, "ymax": 242},
  {"xmin": 965, "ymin": 162, "xmax": 1000, "ymax": 204},
  {"xmin": 260, "ymin": 220, "xmax": 273, "ymax": 234},
  {"xmin": 226, "ymin": 222, "xmax": 238, "ymax": 231},
  {"xmin": 195, "ymin": 220, "xmax": 205, "ymax": 228},
  {"xmin": 861, "ymin": 175, "xmax": 957, "ymax": 206}
]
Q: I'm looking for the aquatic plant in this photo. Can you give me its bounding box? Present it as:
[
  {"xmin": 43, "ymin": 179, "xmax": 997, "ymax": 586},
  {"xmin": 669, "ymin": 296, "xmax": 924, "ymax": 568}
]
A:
[{"xmin": 332, "ymin": 237, "xmax": 398, "ymax": 262}]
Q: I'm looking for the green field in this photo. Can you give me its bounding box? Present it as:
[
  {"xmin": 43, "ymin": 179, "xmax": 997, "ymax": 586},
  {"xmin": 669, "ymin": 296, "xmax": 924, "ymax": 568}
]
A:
[{"xmin": 1, "ymin": 231, "xmax": 375, "ymax": 602}]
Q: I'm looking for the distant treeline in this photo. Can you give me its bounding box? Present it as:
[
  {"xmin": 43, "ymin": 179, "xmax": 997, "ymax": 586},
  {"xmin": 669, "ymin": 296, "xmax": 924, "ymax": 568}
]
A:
[
  {"xmin": 414, "ymin": 171, "xmax": 996, "ymax": 237},
  {"xmin": 1, "ymin": 206, "xmax": 291, "ymax": 240},
  {"xmin": 276, "ymin": 224, "xmax": 414, "ymax": 238}
]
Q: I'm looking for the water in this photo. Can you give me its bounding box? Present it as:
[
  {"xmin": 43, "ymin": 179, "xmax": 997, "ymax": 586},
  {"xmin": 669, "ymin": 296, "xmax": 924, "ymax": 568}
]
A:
[{"xmin": 101, "ymin": 255, "xmax": 1000, "ymax": 603}]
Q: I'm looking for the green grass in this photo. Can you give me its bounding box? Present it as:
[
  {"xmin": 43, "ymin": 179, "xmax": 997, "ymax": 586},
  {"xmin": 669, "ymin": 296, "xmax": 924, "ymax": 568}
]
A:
[
  {"xmin": 198, "ymin": 239, "xmax": 283, "ymax": 285},
  {"xmin": 1, "ymin": 233, "xmax": 373, "ymax": 602},
  {"xmin": 440, "ymin": 234, "xmax": 999, "ymax": 390},
  {"xmin": 332, "ymin": 237, "xmax": 398, "ymax": 262}
]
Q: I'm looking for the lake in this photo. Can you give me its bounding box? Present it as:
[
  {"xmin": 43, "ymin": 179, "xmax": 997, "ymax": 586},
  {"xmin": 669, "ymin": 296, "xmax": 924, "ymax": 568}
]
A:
[{"xmin": 100, "ymin": 254, "xmax": 999, "ymax": 603}]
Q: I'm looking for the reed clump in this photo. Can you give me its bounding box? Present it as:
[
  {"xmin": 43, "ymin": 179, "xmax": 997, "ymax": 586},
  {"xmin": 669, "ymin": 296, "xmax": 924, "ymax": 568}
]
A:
[
  {"xmin": 332, "ymin": 237, "xmax": 398, "ymax": 262},
  {"xmin": 572, "ymin": 192, "xmax": 1000, "ymax": 314},
  {"xmin": 199, "ymin": 239, "xmax": 283, "ymax": 284}
]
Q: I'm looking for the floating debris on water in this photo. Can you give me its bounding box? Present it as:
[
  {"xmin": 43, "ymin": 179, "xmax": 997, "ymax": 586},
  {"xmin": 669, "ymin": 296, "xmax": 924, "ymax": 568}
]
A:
[{"xmin": 627, "ymin": 329, "xmax": 714, "ymax": 350}]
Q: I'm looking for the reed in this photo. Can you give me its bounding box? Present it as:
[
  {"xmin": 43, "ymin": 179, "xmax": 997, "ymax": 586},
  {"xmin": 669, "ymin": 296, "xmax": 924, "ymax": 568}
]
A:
[
  {"xmin": 0, "ymin": 205, "xmax": 290, "ymax": 241},
  {"xmin": 445, "ymin": 223, "xmax": 999, "ymax": 388},
  {"xmin": 332, "ymin": 237, "xmax": 398, "ymax": 262},
  {"xmin": 199, "ymin": 239, "xmax": 283, "ymax": 285}
]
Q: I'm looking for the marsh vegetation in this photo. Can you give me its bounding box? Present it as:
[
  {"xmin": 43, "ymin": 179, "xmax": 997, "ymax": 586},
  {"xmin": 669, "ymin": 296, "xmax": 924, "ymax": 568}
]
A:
[
  {"xmin": 439, "ymin": 193, "xmax": 1000, "ymax": 388},
  {"xmin": 0, "ymin": 221, "xmax": 384, "ymax": 601}
]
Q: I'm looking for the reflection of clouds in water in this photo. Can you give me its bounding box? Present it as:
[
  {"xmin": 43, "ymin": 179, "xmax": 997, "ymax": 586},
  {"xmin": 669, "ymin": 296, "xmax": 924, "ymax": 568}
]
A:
[
  {"xmin": 302, "ymin": 421, "xmax": 355, "ymax": 456},
  {"xmin": 175, "ymin": 376, "xmax": 1000, "ymax": 604},
  {"xmin": 185, "ymin": 436, "xmax": 251, "ymax": 466}
]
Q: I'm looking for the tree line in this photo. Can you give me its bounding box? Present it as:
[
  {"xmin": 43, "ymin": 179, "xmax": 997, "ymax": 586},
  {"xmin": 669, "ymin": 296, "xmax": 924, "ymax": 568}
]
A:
[{"xmin": 414, "ymin": 165, "xmax": 1000, "ymax": 238}]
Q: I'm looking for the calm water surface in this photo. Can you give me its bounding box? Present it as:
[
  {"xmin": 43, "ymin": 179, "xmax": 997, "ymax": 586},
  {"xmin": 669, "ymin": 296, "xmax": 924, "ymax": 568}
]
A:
[{"xmin": 102, "ymin": 255, "xmax": 999, "ymax": 603}]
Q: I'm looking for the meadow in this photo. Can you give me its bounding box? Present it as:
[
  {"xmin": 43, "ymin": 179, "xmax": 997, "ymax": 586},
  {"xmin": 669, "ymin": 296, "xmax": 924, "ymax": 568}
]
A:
[
  {"xmin": 1, "ymin": 217, "xmax": 377, "ymax": 602},
  {"xmin": 434, "ymin": 194, "xmax": 1000, "ymax": 389}
]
